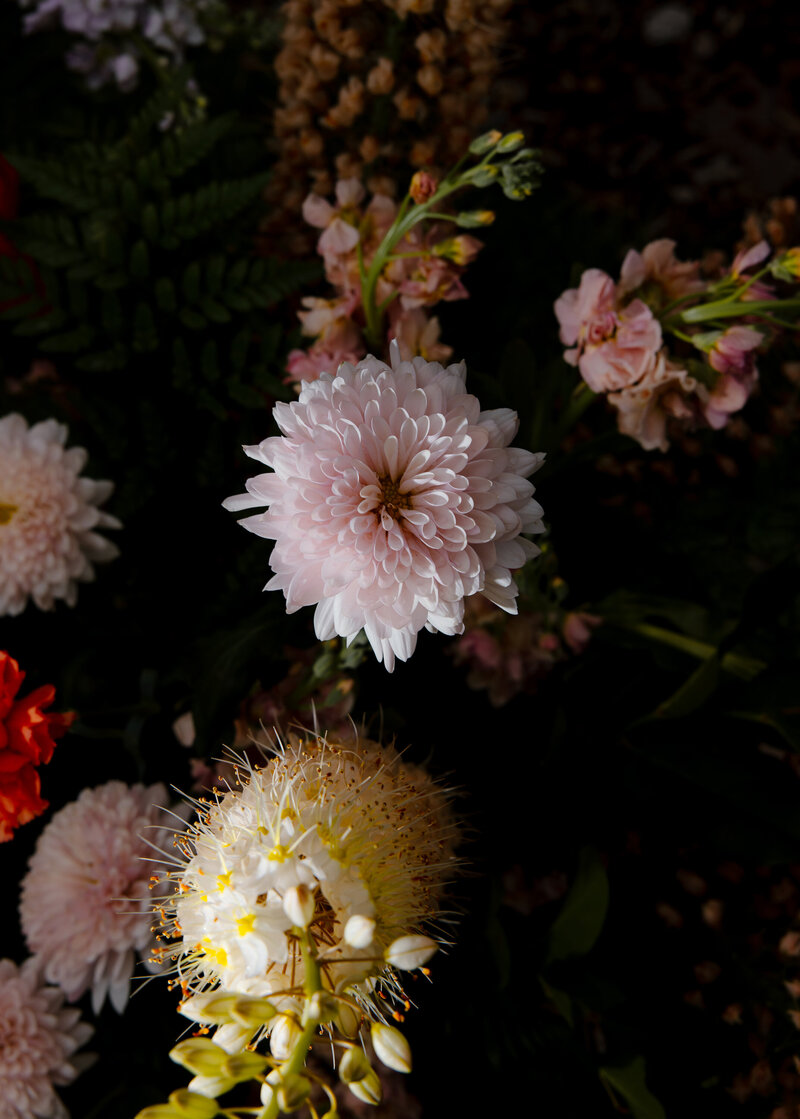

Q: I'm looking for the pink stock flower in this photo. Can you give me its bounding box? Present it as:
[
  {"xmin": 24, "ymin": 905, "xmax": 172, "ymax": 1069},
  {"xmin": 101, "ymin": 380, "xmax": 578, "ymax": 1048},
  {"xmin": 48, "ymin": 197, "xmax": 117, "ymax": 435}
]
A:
[
  {"xmin": 562, "ymin": 611, "xmax": 602, "ymax": 654},
  {"xmin": 703, "ymin": 326, "xmax": 762, "ymax": 429},
  {"xmin": 286, "ymin": 341, "xmax": 365, "ymax": 386},
  {"xmin": 384, "ymin": 223, "xmax": 471, "ymax": 310},
  {"xmin": 731, "ymin": 239, "xmax": 770, "ymax": 277},
  {"xmin": 554, "ymin": 268, "xmax": 663, "ymax": 392},
  {"xmin": 388, "ymin": 306, "xmax": 453, "ymax": 363},
  {"xmin": 619, "ymin": 238, "xmax": 704, "ymax": 302},
  {"xmin": 302, "ymin": 178, "xmax": 365, "ymax": 260},
  {"xmin": 608, "ymin": 353, "xmax": 702, "ymax": 452},
  {"xmin": 224, "ymin": 343, "xmax": 545, "ymax": 671}
]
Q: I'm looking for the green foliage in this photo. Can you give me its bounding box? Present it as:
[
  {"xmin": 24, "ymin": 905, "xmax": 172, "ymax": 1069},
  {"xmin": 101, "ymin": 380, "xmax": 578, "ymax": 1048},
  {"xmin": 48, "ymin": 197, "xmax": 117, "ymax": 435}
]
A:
[
  {"xmin": 0, "ymin": 90, "xmax": 319, "ymax": 403},
  {"xmin": 546, "ymin": 847, "xmax": 610, "ymax": 964},
  {"xmin": 599, "ymin": 1058, "xmax": 666, "ymax": 1119}
]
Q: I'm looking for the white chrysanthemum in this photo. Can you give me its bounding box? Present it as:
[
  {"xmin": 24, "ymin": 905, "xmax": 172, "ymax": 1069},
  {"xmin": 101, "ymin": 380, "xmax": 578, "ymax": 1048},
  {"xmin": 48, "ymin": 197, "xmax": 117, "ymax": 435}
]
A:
[
  {"xmin": 19, "ymin": 781, "xmax": 173, "ymax": 1015},
  {"xmin": 0, "ymin": 413, "xmax": 120, "ymax": 616},
  {"xmin": 224, "ymin": 343, "xmax": 545, "ymax": 670},
  {"xmin": 159, "ymin": 735, "xmax": 459, "ymax": 1027},
  {"xmin": 0, "ymin": 956, "xmax": 92, "ymax": 1119}
]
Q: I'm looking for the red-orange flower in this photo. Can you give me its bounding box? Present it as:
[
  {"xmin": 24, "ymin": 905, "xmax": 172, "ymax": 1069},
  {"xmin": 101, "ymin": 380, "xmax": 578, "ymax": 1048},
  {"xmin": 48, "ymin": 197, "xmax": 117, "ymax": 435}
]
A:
[{"xmin": 0, "ymin": 652, "xmax": 74, "ymax": 842}]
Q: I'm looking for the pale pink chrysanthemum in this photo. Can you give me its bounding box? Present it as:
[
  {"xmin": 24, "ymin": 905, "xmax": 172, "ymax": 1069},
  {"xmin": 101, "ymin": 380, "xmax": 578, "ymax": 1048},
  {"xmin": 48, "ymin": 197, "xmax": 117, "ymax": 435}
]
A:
[
  {"xmin": 19, "ymin": 781, "xmax": 174, "ymax": 1014},
  {"xmin": 223, "ymin": 343, "xmax": 545, "ymax": 670},
  {"xmin": 0, "ymin": 413, "xmax": 120, "ymax": 616},
  {"xmin": 0, "ymin": 955, "xmax": 92, "ymax": 1119}
]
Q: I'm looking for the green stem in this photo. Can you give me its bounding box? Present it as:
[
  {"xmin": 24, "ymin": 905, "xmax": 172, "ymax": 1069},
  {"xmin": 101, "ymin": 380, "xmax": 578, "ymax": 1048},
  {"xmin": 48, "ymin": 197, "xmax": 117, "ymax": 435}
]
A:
[
  {"xmin": 551, "ymin": 381, "xmax": 596, "ymax": 445},
  {"xmin": 259, "ymin": 931, "xmax": 323, "ymax": 1119},
  {"xmin": 681, "ymin": 298, "xmax": 800, "ymax": 323},
  {"xmin": 621, "ymin": 622, "xmax": 765, "ymax": 680}
]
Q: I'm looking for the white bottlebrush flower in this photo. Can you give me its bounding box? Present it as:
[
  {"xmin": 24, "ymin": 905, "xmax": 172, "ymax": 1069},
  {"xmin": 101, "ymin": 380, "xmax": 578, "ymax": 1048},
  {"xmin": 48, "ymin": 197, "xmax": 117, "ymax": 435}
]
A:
[
  {"xmin": 157, "ymin": 734, "xmax": 460, "ymax": 1034},
  {"xmin": 0, "ymin": 413, "xmax": 120, "ymax": 616},
  {"xmin": 223, "ymin": 343, "xmax": 545, "ymax": 670},
  {"xmin": 19, "ymin": 781, "xmax": 174, "ymax": 1014},
  {"xmin": 0, "ymin": 956, "xmax": 93, "ymax": 1119}
]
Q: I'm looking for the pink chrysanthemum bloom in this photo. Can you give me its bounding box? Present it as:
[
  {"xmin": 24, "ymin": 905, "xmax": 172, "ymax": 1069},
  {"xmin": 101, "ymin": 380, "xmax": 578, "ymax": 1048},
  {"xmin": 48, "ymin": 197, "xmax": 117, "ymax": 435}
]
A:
[
  {"xmin": 0, "ymin": 956, "xmax": 92, "ymax": 1119},
  {"xmin": 224, "ymin": 344, "xmax": 545, "ymax": 670},
  {"xmin": 19, "ymin": 781, "xmax": 174, "ymax": 1014},
  {"xmin": 0, "ymin": 413, "xmax": 120, "ymax": 616}
]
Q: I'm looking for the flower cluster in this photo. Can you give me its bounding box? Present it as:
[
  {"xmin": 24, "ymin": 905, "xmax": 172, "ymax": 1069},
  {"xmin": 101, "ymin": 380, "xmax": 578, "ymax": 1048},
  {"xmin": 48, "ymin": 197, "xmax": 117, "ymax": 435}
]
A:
[
  {"xmin": 287, "ymin": 130, "xmax": 540, "ymax": 384},
  {"xmin": 287, "ymin": 176, "xmax": 478, "ymax": 383},
  {"xmin": 0, "ymin": 956, "xmax": 93, "ymax": 1119},
  {"xmin": 19, "ymin": 780, "xmax": 175, "ymax": 1014},
  {"xmin": 554, "ymin": 236, "xmax": 800, "ymax": 451},
  {"xmin": 144, "ymin": 732, "xmax": 458, "ymax": 1111},
  {"xmin": 16, "ymin": 0, "xmax": 215, "ymax": 89},
  {"xmin": 0, "ymin": 651, "xmax": 73, "ymax": 843},
  {"xmin": 0, "ymin": 413, "xmax": 120, "ymax": 616},
  {"xmin": 225, "ymin": 344, "xmax": 544, "ymax": 671}
]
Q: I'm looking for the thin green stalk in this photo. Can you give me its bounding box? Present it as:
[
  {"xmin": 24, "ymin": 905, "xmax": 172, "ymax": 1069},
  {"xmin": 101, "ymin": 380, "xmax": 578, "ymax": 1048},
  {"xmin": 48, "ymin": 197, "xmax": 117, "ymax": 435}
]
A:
[
  {"xmin": 681, "ymin": 298, "xmax": 800, "ymax": 324},
  {"xmin": 622, "ymin": 622, "xmax": 765, "ymax": 680}
]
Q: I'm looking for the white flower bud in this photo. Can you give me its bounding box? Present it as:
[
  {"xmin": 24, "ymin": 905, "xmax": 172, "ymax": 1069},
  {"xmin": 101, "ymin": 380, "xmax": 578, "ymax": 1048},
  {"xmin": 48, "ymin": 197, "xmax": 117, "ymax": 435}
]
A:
[
  {"xmin": 277, "ymin": 1073, "xmax": 311, "ymax": 1112},
  {"xmin": 283, "ymin": 884, "xmax": 315, "ymax": 928},
  {"xmin": 339, "ymin": 1047, "xmax": 372, "ymax": 1085},
  {"xmin": 335, "ymin": 1000, "xmax": 361, "ymax": 1038},
  {"xmin": 214, "ymin": 1023, "xmax": 252, "ymax": 1054},
  {"xmin": 385, "ymin": 935, "xmax": 438, "ymax": 970},
  {"xmin": 230, "ymin": 995, "xmax": 278, "ymax": 1029},
  {"xmin": 370, "ymin": 1022, "xmax": 412, "ymax": 1074},
  {"xmin": 221, "ymin": 1051, "xmax": 268, "ymax": 1081},
  {"xmin": 168, "ymin": 1089, "xmax": 219, "ymax": 1118},
  {"xmin": 348, "ymin": 1068, "xmax": 382, "ymax": 1105},
  {"xmin": 269, "ymin": 1014, "xmax": 302, "ymax": 1061},
  {"xmin": 170, "ymin": 1038, "xmax": 227, "ymax": 1077},
  {"xmin": 179, "ymin": 992, "xmax": 238, "ymax": 1025},
  {"xmin": 186, "ymin": 1074, "xmax": 236, "ymax": 1099},
  {"xmin": 343, "ymin": 914, "xmax": 375, "ymax": 948}
]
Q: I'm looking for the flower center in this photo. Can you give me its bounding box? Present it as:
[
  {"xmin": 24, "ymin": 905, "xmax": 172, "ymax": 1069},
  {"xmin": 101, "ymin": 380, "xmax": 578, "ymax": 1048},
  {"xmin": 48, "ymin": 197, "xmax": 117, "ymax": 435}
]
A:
[
  {"xmin": 0, "ymin": 502, "xmax": 18, "ymax": 525},
  {"xmin": 377, "ymin": 474, "xmax": 411, "ymax": 520}
]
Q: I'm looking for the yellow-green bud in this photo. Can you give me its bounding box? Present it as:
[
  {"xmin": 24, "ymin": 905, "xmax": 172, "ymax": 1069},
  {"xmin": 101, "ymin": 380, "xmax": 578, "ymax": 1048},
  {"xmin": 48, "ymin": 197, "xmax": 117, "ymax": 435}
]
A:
[
  {"xmin": 339, "ymin": 1047, "xmax": 372, "ymax": 1085},
  {"xmin": 269, "ymin": 1014, "xmax": 303, "ymax": 1061},
  {"xmin": 370, "ymin": 1023, "xmax": 412, "ymax": 1074},
  {"xmin": 348, "ymin": 1068, "xmax": 382, "ymax": 1106},
  {"xmin": 168, "ymin": 1090, "xmax": 220, "ymax": 1119},
  {"xmin": 335, "ymin": 1001, "xmax": 361, "ymax": 1038},
  {"xmin": 187, "ymin": 1075, "xmax": 237, "ymax": 1099},
  {"xmin": 496, "ymin": 131, "xmax": 525, "ymax": 153},
  {"xmin": 468, "ymin": 130, "xmax": 502, "ymax": 155},
  {"xmin": 135, "ymin": 1107, "xmax": 183, "ymax": 1119},
  {"xmin": 385, "ymin": 935, "xmax": 438, "ymax": 970},
  {"xmin": 230, "ymin": 995, "xmax": 278, "ymax": 1029},
  {"xmin": 277, "ymin": 1073, "xmax": 312, "ymax": 1112},
  {"xmin": 220, "ymin": 1051, "xmax": 268, "ymax": 1081},
  {"xmin": 454, "ymin": 210, "xmax": 495, "ymax": 228},
  {"xmin": 180, "ymin": 993, "xmax": 238, "ymax": 1025},
  {"xmin": 169, "ymin": 1038, "xmax": 227, "ymax": 1077},
  {"xmin": 283, "ymin": 883, "xmax": 315, "ymax": 928}
]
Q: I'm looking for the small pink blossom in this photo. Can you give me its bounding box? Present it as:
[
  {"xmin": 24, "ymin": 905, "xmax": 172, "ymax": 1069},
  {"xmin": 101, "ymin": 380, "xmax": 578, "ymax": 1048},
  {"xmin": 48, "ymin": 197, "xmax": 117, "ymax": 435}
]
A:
[
  {"xmin": 224, "ymin": 344, "xmax": 545, "ymax": 670},
  {"xmin": 619, "ymin": 238, "xmax": 704, "ymax": 302},
  {"xmin": 388, "ymin": 307, "xmax": 453, "ymax": 363},
  {"xmin": 554, "ymin": 269, "xmax": 663, "ymax": 392},
  {"xmin": 731, "ymin": 239, "xmax": 770, "ymax": 276},
  {"xmin": 703, "ymin": 326, "xmax": 762, "ymax": 429},
  {"xmin": 562, "ymin": 611, "xmax": 602, "ymax": 654},
  {"xmin": 608, "ymin": 353, "xmax": 702, "ymax": 452}
]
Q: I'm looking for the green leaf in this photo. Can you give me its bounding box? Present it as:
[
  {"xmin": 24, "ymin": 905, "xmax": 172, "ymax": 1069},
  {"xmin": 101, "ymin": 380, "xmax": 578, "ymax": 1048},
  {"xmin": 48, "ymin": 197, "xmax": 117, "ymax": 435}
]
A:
[
  {"xmin": 600, "ymin": 1058, "xmax": 665, "ymax": 1119},
  {"xmin": 654, "ymin": 652, "xmax": 720, "ymax": 719},
  {"xmin": 546, "ymin": 847, "xmax": 609, "ymax": 964}
]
